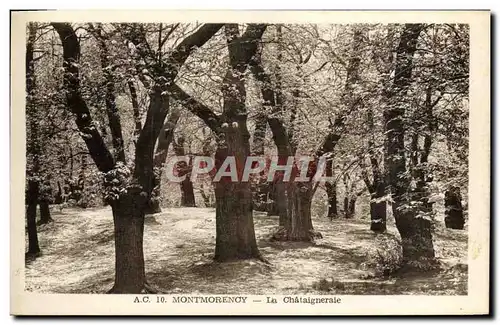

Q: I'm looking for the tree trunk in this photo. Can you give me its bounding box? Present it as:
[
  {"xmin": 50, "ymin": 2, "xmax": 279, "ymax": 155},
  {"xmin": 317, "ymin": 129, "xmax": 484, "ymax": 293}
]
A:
[
  {"xmin": 343, "ymin": 196, "xmax": 349, "ymax": 218},
  {"xmin": 200, "ymin": 183, "xmax": 214, "ymax": 208},
  {"xmin": 54, "ymin": 181, "xmax": 63, "ymax": 204},
  {"xmin": 145, "ymin": 195, "xmax": 161, "ymax": 215},
  {"xmin": 39, "ymin": 201, "xmax": 52, "ymax": 224},
  {"xmin": 213, "ymin": 72, "xmax": 260, "ymax": 260},
  {"xmin": 214, "ymin": 179, "xmax": 260, "ymax": 261},
  {"xmin": 180, "ymin": 179, "xmax": 196, "ymax": 207},
  {"xmin": 272, "ymin": 182, "xmax": 317, "ymax": 241},
  {"xmin": 145, "ymin": 108, "xmax": 180, "ymax": 214},
  {"xmin": 212, "ymin": 24, "xmax": 265, "ymax": 261},
  {"xmin": 173, "ymin": 136, "xmax": 196, "ymax": 207},
  {"xmin": 252, "ymin": 113, "xmax": 268, "ymax": 211},
  {"xmin": 266, "ymin": 182, "xmax": 279, "ymax": 216},
  {"xmin": 275, "ymin": 181, "xmax": 289, "ymax": 228},
  {"xmin": 326, "ymin": 183, "xmax": 338, "ymax": 220},
  {"xmin": 214, "ymin": 137, "xmax": 260, "ymax": 261},
  {"xmin": 385, "ymin": 24, "xmax": 435, "ymax": 264},
  {"xmin": 444, "ymin": 187, "xmax": 465, "ymax": 229},
  {"xmin": 348, "ymin": 197, "xmax": 356, "ymax": 217},
  {"xmin": 38, "ymin": 178, "xmax": 53, "ymax": 224},
  {"xmin": 287, "ymin": 183, "xmax": 316, "ymax": 241},
  {"xmin": 26, "ymin": 180, "xmax": 40, "ymax": 255},
  {"xmin": 108, "ymin": 193, "xmax": 148, "ymax": 293},
  {"xmin": 395, "ymin": 206, "xmax": 435, "ymax": 263},
  {"xmin": 128, "ymin": 79, "xmax": 142, "ymax": 142},
  {"xmin": 26, "ymin": 22, "xmax": 41, "ymax": 256},
  {"xmin": 370, "ymin": 191, "xmax": 387, "ymax": 232},
  {"xmin": 253, "ymin": 181, "xmax": 269, "ymax": 212}
]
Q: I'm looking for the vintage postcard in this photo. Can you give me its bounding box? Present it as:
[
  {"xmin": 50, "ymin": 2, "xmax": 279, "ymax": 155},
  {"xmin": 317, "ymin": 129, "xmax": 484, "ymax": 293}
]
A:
[{"xmin": 10, "ymin": 10, "xmax": 490, "ymax": 315}]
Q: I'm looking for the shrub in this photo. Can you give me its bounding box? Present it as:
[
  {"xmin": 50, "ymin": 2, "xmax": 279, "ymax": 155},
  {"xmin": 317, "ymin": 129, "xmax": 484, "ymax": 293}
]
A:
[{"xmin": 367, "ymin": 234, "xmax": 403, "ymax": 276}]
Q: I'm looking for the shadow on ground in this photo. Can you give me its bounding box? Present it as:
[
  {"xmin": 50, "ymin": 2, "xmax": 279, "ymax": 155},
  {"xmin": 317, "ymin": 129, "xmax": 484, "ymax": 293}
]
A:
[{"xmin": 25, "ymin": 207, "xmax": 467, "ymax": 295}]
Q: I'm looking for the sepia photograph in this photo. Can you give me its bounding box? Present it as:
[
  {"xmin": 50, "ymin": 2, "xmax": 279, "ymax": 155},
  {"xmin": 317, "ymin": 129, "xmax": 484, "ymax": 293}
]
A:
[{"xmin": 10, "ymin": 10, "xmax": 490, "ymax": 315}]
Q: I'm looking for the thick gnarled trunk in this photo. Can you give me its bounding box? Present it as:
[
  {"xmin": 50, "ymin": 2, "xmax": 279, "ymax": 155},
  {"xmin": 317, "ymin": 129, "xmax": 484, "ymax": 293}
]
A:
[
  {"xmin": 395, "ymin": 206, "xmax": 435, "ymax": 263},
  {"xmin": 108, "ymin": 193, "xmax": 148, "ymax": 293},
  {"xmin": 214, "ymin": 180, "xmax": 259, "ymax": 261},
  {"xmin": 272, "ymin": 182, "xmax": 317, "ymax": 242},
  {"xmin": 214, "ymin": 128, "xmax": 260, "ymax": 261},
  {"xmin": 384, "ymin": 24, "xmax": 435, "ymax": 265},
  {"xmin": 212, "ymin": 24, "xmax": 266, "ymax": 261},
  {"xmin": 288, "ymin": 184, "xmax": 315, "ymax": 241}
]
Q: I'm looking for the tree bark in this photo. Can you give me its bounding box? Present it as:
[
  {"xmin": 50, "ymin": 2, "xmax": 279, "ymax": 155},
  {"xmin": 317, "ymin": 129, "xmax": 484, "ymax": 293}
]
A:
[
  {"xmin": 275, "ymin": 181, "xmax": 289, "ymax": 226},
  {"xmin": 173, "ymin": 136, "xmax": 196, "ymax": 207},
  {"xmin": 128, "ymin": 79, "xmax": 142, "ymax": 142},
  {"xmin": 287, "ymin": 183, "xmax": 315, "ymax": 241},
  {"xmin": 361, "ymin": 160, "xmax": 387, "ymax": 232},
  {"xmin": 26, "ymin": 22, "xmax": 41, "ymax": 255},
  {"xmin": 252, "ymin": 113, "xmax": 268, "ymax": 211},
  {"xmin": 263, "ymin": 182, "xmax": 277, "ymax": 215},
  {"xmin": 54, "ymin": 181, "xmax": 63, "ymax": 204},
  {"xmin": 370, "ymin": 199, "xmax": 387, "ymax": 232},
  {"xmin": 385, "ymin": 24, "xmax": 435, "ymax": 264},
  {"xmin": 26, "ymin": 180, "xmax": 40, "ymax": 255},
  {"xmin": 325, "ymin": 182, "xmax": 338, "ymax": 220},
  {"xmin": 37, "ymin": 177, "xmax": 53, "ymax": 224},
  {"xmin": 410, "ymin": 86, "xmax": 440, "ymax": 218},
  {"xmin": 213, "ymin": 24, "xmax": 266, "ymax": 261},
  {"xmin": 348, "ymin": 197, "xmax": 356, "ymax": 218},
  {"xmin": 214, "ymin": 123, "xmax": 259, "ymax": 261},
  {"xmin": 108, "ymin": 193, "xmax": 148, "ymax": 293},
  {"xmin": 444, "ymin": 187, "xmax": 465, "ymax": 229},
  {"xmin": 145, "ymin": 108, "xmax": 180, "ymax": 214},
  {"xmin": 395, "ymin": 207, "xmax": 435, "ymax": 262},
  {"xmin": 39, "ymin": 201, "xmax": 52, "ymax": 224},
  {"xmin": 214, "ymin": 180, "xmax": 259, "ymax": 260}
]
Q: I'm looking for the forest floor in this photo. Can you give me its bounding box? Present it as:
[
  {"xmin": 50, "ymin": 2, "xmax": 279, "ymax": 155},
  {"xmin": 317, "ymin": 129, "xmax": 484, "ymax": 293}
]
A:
[{"xmin": 25, "ymin": 207, "xmax": 468, "ymax": 295}]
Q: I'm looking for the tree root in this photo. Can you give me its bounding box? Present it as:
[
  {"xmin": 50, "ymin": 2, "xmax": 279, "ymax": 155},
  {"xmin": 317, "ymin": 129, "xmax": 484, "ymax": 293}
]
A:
[
  {"xmin": 25, "ymin": 251, "xmax": 41, "ymax": 263},
  {"xmin": 270, "ymin": 227, "xmax": 323, "ymax": 242},
  {"xmin": 256, "ymin": 254, "xmax": 271, "ymax": 265},
  {"xmin": 400, "ymin": 257, "xmax": 442, "ymax": 272}
]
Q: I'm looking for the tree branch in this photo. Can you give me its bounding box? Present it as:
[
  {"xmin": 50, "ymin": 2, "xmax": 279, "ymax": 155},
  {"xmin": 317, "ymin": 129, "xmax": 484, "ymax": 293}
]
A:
[
  {"xmin": 167, "ymin": 23, "xmax": 224, "ymax": 76},
  {"xmin": 168, "ymin": 83, "xmax": 221, "ymax": 133},
  {"xmin": 51, "ymin": 22, "xmax": 115, "ymax": 172}
]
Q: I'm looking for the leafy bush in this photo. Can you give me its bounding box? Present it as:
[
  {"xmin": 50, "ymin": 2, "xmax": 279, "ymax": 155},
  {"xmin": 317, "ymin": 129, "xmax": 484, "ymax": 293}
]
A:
[{"xmin": 365, "ymin": 234, "xmax": 403, "ymax": 276}]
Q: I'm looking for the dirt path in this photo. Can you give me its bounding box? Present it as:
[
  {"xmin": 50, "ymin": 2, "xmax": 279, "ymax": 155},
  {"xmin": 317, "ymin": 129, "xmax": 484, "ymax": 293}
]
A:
[{"xmin": 25, "ymin": 207, "xmax": 467, "ymax": 295}]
